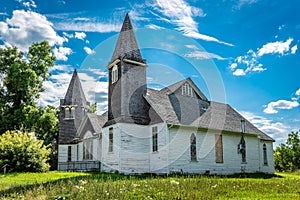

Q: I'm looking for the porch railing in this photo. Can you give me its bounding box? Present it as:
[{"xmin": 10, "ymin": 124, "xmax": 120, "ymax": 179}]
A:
[{"xmin": 58, "ymin": 161, "xmax": 101, "ymax": 172}]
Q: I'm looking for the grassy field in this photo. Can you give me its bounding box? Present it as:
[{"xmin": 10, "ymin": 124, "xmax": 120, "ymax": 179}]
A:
[{"xmin": 0, "ymin": 172, "xmax": 300, "ymax": 199}]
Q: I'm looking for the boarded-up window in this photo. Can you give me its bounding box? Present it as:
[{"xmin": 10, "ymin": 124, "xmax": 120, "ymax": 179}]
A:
[
  {"xmin": 68, "ymin": 146, "xmax": 72, "ymax": 161},
  {"xmin": 83, "ymin": 140, "xmax": 93, "ymax": 160},
  {"xmin": 215, "ymin": 134, "xmax": 223, "ymax": 163},
  {"xmin": 109, "ymin": 128, "xmax": 113, "ymax": 152},
  {"xmin": 263, "ymin": 143, "xmax": 268, "ymax": 165},
  {"xmin": 152, "ymin": 126, "xmax": 158, "ymax": 152},
  {"xmin": 190, "ymin": 133, "xmax": 197, "ymax": 161}
]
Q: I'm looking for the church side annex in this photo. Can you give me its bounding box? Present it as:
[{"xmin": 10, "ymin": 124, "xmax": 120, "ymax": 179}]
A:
[{"xmin": 57, "ymin": 14, "xmax": 274, "ymax": 175}]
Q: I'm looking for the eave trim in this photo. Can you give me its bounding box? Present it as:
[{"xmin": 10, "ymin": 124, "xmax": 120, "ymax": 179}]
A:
[
  {"xmin": 107, "ymin": 59, "xmax": 121, "ymax": 69},
  {"xmin": 123, "ymin": 58, "xmax": 146, "ymax": 67}
]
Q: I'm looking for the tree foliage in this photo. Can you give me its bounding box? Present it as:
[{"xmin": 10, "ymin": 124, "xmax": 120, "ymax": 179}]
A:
[
  {"xmin": 0, "ymin": 41, "xmax": 59, "ymax": 169},
  {"xmin": 0, "ymin": 131, "xmax": 51, "ymax": 172},
  {"xmin": 274, "ymin": 131, "xmax": 300, "ymax": 172},
  {"xmin": 0, "ymin": 41, "xmax": 55, "ymax": 133},
  {"xmin": 90, "ymin": 102, "xmax": 97, "ymax": 113}
]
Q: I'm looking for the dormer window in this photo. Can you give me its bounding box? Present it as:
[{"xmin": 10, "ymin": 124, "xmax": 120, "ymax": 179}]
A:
[
  {"xmin": 182, "ymin": 83, "xmax": 193, "ymax": 97},
  {"xmin": 112, "ymin": 65, "xmax": 118, "ymax": 83}
]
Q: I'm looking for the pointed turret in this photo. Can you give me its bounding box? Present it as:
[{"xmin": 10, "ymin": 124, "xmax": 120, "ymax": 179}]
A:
[
  {"xmin": 105, "ymin": 14, "xmax": 150, "ymax": 126},
  {"xmin": 110, "ymin": 13, "xmax": 144, "ymax": 63},
  {"xmin": 59, "ymin": 69, "xmax": 90, "ymax": 144},
  {"xmin": 64, "ymin": 69, "xmax": 88, "ymax": 107}
]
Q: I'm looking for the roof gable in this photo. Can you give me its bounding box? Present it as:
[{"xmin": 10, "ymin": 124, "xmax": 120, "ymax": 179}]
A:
[
  {"xmin": 161, "ymin": 78, "xmax": 208, "ymax": 101},
  {"xmin": 77, "ymin": 113, "xmax": 107, "ymax": 139}
]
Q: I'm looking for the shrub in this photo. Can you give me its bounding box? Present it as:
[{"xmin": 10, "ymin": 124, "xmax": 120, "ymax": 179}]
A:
[{"xmin": 0, "ymin": 130, "xmax": 51, "ymax": 172}]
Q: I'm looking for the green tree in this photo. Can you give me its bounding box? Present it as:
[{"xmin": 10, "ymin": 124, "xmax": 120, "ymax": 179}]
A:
[
  {"xmin": 0, "ymin": 131, "xmax": 51, "ymax": 172},
  {"xmin": 0, "ymin": 41, "xmax": 55, "ymax": 133},
  {"xmin": 274, "ymin": 131, "xmax": 300, "ymax": 172},
  {"xmin": 90, "ymin": 102, "xmax": 97, "ymax": 113}
]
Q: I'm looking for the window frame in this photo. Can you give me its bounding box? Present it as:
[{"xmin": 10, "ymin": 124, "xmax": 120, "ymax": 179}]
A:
[
  {"xmin": 83, "ymin": 140, "xmax": 93, "ymax": 160},
  {"xmin": 67, "ymin": 146, "xmax": 72, "ymax": 161},
  {"xmin": 152, "ymin": 126, "xmax": 158, "ymax": 152},
  {"xmin": 108, "ymin": 127, "xmax": 113, "ymax": 152},
  {"xmin": 111, "ymin": 65, "xmax": 118, "ymax": 84},
  {"xmin": 263, "ymin": 143, "xmax": 268, "ymax": 165},
  {"xmin": 215, "ymin": 134, "xmax": 223, "ymax": 163},
  {"xmin": 190, "ymin": 133, "xmax": 197, "ymax": 161},
  {"xmin": 182, "ymin": 83, "xmax": 193, "ymax": 97},
  {"xmin": 64, "ymin": 106, "xmax": 75, "ymax": 120}
]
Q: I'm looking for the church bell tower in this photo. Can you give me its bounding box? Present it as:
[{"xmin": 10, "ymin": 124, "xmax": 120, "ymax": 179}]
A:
[{"xmin": 106, "ymin": 13, "xmax": 150, "ymax": 126}]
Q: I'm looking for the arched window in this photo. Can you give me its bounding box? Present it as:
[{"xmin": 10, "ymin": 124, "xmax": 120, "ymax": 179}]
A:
[
  {"xmin": 263, "ymin": 143, "xmax": 268, "ymax": 165},
  {"xmin": 83, "ymin": 140, "xmax": 93, "ymax": 160},
  {"xmin": 64, "ymin": 106, "xmax": 75, "ymax": 119},
  {"xmin": 190, "ymin": 133, "xmax": 197, "ymax": 161},
  {"xmin": 238, "ymin": 136, "xmax": 246, "ymax": 163},
  {"xmin": 112, "ymin": 65, "xmax": 118, "ymax": 83}
]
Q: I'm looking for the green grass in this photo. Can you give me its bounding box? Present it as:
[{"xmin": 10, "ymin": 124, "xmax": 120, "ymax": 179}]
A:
[{"xmin": 0, "ymin": 172, "xmax": 300, "ymax": 199}]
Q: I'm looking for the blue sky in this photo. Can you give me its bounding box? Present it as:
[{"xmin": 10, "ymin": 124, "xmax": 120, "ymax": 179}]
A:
[{"xmin": 1, "ymin": 0, "xmax": 299, "ymax": 146}]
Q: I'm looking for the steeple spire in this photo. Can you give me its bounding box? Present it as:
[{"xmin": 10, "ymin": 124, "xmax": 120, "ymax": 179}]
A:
[
  {"xmin": 65, "ymin": 69, "xmax": 87, "ymax": 106},
  {"xmin": 59, "ymin": 69, "xmax": 90, "ymax": 144},
  {"xmin": 110, "ymin": 13, "xmax": 144, "ymax": 63}
]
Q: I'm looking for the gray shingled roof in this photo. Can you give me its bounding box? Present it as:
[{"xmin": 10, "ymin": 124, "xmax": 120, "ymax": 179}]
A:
[
  {"xmin": 161, "ymin": 78, "xmax": 208, "ymax": 101},
  {"xmin": 145, "ymin": 89, "xmax": 179, "ymax": 124},
  {"xmin": 87, "ymin": 113, "xmax": 107, "ymax": 134},
  {"xmin": 64, "ymin": 69, "xmax": 89, "ymax": 107},
  {"xmin": 145, "ymin": 81, "xmax": 274, "ymax": 141},
  {"xmin": 191, "ymin": 102, "xmax": 274, "ymax": 141},
  {"xmin": 110, "ymin": 13, "xmax": 144, "ymax": 63}
]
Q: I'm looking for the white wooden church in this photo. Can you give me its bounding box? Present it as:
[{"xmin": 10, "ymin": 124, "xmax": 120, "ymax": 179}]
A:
[{"xmin": 58, "ymin": 14, "xmax": 274, "ymax": 174}]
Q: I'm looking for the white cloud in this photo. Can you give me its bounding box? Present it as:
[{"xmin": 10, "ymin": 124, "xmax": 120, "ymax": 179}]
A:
[
  {"xmin": 55, "ymin": 22, "xmax": 121, "ymax": 33},
  {"xmin": 240, "ymin": 111, "xmax": 290, "ymax": 145},
  {"xmin": 22, "ymin": 0, "xmax": 37, "ymax": 9},
  {"xmin": 291, "ymin": 45, "xmax": 298, "ymax": 54},
  {"xmin": 257, "ymin": 38, "xmax": 294, "ymax": 57},
  {"xmin": 229, "ymin": 38, "xmax": 296, "ymax": 76},
  {"xmin": 264, "ymin": 100, "xmax": 299, "ymax": 114},
  {"xmin": 229, "ymin": 63, "xmax": 237, "ymax": 70},
  {"xmin": 296, "ymin": 88, "xmax": 300, "ymax": 96},
  {"xmin": 184, "ymin": 50, "xmax": 226, "ymax": 60},
  {"xmin": 152, "ymin": 0, "xmax": 233, "ymax": 46},
  {"xmin": 278, "ymin": 24, "xmax": 285, "ymax": 30},
  {"xmin": 39, "ymin": 69, "xmax": 73, "ymax": 107},
  {"xmin": 77, "ymin": 70, "xmax": 108, "ymax": 104},
  {"xmin": 73, "ymin": 17, "xmax": 91, "ymax": 22},
  {"xmin": 40, "ymin": 67, "xmax": 108, "ymax": 108},
  {"xmin": 83, "ymin": 46, "xmax": 95, "ymax": 55},
  {"xmin": 145, "ymin": 24, "xmax": 164, "ymax": 30},
  {"xmin": 53, "ymin": 47, "xmax": 72, "ymax": 61},
  {"xmin": 185, "ymin": 44, "xmax": 199, "ymax": 50},
  {"xmin": 235, "ymin": 0, "xmax": 257, "ymax": 9},
  {"xmin": 74, "ymin": 32, "xmax": 86, "ymax": 40},
  {"xmin": 233, "ymin": 68, "xmax": 246, "ymax": 76},
  {"xmin": 0, "ymin": 10, "xmax": 66, "ymax": 51}
]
